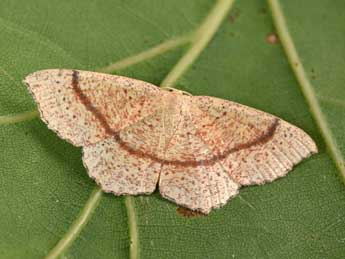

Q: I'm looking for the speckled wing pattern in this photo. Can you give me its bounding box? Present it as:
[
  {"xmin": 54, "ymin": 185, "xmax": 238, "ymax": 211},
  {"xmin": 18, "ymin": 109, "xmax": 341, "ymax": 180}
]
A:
[{"xmin": 24, "ymin": 69, "xmax": 317, "ymax": 214}]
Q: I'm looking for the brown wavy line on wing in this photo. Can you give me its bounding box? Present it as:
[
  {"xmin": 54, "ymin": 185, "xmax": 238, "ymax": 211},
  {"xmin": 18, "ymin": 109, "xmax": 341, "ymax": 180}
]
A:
[{"xmin": 71, "ymin": 70, "xmax": 279, "ymax": 168}]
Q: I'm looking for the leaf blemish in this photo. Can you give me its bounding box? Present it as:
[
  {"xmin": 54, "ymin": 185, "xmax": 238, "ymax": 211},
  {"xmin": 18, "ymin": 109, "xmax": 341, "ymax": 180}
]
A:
[
  {"xmin": 266, "ymin": 33, "xmax": 279, "ymax": 44},
  {"xmin": 228, "ymin": 8, "xmax": 240, "ymax": 24},
  {"xmin": 260, "ymin": 7, "xmax": 267, "ymax": 15},
  {"xmin": 311, "ymin": 68, "xmax": 317, "ymax": 79},
  {"xmin": 176, "ymin": 207, "xmax": 206, "ymax": 218}
]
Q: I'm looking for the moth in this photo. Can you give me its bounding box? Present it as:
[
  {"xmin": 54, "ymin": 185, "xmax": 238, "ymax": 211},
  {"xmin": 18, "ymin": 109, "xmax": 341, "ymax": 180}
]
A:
[{"xmin": 24, "ymin": 69, "xmax": 317, "ymax": 214}]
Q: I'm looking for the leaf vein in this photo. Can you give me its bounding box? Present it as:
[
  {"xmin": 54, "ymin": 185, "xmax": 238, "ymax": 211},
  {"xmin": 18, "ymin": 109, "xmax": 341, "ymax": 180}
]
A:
[
  {"xmin": 45, "ymin": 187, "xmax": 102, "ymax": 259},
  {"xmin": 267, "ymin": 0, "xmax": 345, "ymax": 182}
]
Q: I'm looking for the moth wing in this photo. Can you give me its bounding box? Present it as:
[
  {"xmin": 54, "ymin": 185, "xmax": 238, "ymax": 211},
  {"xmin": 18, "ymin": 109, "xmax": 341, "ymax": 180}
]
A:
[
  {"xmin": 82, "ymin": 103, "xmax": 171, "ymax": 195},
  {"xmin": 159, "ymin": 95, "xmax": 317, "ymax": 213},
  {"xmin": 191, "ymin": 96, "xmax": 318, "ymax": 185},
  {"xmin": 158, "ymin": 96, "xmax": 242, "ymax": 214},
  {"xmin": 160, "ymin": 162, "xmax": 240, "ymax": 214},
  {"xmin": 82, "ymin": 137, "xmax": 162, "ymax": 195},
  {"xmin": 24, "ymin": 69, "xmax": 163, "ymax": 146}
]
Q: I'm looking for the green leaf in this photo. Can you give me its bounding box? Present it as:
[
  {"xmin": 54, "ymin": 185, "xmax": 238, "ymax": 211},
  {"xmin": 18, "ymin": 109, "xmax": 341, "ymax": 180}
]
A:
[{"xmin": 1, "ymin": 0, "xmax": 345, "ymax": 258}]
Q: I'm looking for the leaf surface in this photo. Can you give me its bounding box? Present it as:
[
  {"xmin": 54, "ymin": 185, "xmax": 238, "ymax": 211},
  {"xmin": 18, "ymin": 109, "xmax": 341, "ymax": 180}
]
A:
[{"xmin": 1, "ymin": 0, "xmax": 345, "ymax": 258}]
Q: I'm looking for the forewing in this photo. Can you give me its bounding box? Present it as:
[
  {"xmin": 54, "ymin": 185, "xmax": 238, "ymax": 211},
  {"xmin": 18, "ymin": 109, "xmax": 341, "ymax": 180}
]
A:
[
  {"xmin": 221, "ymin": 119, "xmax": 318, "ymax": 185},
  {"xmin": 190, "ymin": 96, "xmax": 278, "ymax": 156},
  {"xmin": 191, "ymin": 96, "xmax": 318, "ymax": 185},
  {"xmin": 24, "ymin": 69, "xmax": 163, "ymax": 146}
]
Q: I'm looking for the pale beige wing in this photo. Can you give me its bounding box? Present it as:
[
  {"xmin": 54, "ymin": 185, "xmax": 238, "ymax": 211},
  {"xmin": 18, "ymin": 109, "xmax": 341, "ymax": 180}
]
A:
[
  {"xmin": 81, "ymin": 92, "xmax": 190, "ymax": 195},
  {"xmin": 158, "ymin": 101, "xmax": 240, "ymax": 213},
  {"xmin": 190, "ymin": 96, "xmax": 318, "ymax": 185},
  {"xmin": 24, "ymin": 69, "xmax": 163, "ymax": 146},
  {"xmin": 160, "ymin": 163, "xmax": 240, "ymax": 214},
  {"xmin": 82, "ymin": 137, "xmax": 162, "ymax": 195},
  {"xmin": 159, "ymin": 95, "xmax": 317, "ymax": 213},
  {"xmin": 82, "ymin": 104, "xmax": 169, "ymax": 195}
]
